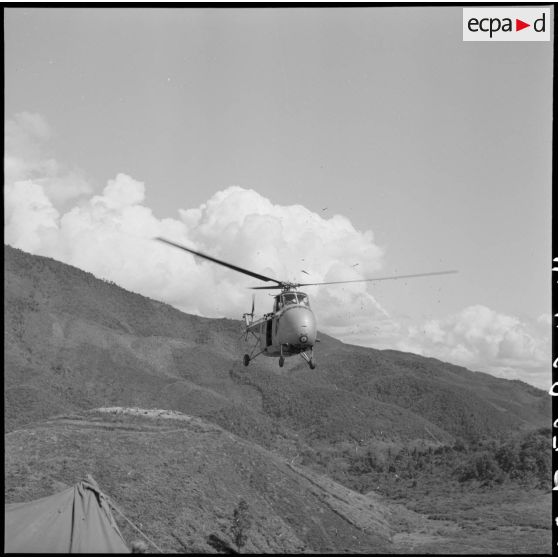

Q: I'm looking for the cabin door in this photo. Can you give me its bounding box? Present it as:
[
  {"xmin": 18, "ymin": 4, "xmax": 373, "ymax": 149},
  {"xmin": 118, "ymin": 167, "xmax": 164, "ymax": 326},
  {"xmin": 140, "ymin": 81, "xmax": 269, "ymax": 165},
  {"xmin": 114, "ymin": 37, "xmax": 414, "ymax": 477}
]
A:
[{"xmin": 266, "ymin": 319, "xmax": 273, "ymax": 346}]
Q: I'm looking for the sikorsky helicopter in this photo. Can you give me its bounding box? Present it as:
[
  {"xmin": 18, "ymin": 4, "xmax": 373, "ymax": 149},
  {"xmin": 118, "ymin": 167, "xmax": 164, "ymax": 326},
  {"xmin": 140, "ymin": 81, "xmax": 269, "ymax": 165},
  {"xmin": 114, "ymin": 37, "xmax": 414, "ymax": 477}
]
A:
[{"xmin": 156, "ymin": 237, "xmax": 457, "ymax": 370}]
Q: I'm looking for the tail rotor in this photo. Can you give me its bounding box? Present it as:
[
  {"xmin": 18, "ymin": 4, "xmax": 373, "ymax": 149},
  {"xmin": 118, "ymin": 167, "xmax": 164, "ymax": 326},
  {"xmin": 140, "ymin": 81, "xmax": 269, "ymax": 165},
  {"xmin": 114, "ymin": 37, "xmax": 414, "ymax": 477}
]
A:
[{"xmin": 243, "ymin": 294, "xmax": 255, "ymax": 327}]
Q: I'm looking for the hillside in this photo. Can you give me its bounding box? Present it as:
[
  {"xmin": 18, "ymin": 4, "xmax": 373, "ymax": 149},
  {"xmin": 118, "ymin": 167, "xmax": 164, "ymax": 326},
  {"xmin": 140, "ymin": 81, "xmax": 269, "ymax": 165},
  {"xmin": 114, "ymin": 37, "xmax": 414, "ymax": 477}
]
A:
[
  {"xmin": 4, "ymin": 245, "xmax": 549, "ymax": 439},
  {"xmin": 5, "ymin": 410, "xmax": 398, "ymax": 554},
  {"xmin": 3, "ymin": 245, "xmax": 551, "ymax": 553}
]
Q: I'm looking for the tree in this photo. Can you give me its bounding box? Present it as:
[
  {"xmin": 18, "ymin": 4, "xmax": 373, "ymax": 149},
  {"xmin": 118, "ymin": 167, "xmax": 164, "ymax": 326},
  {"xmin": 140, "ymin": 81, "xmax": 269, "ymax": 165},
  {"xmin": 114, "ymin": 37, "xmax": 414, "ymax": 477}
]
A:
[
  {"xmin": 495, "ymin": 444, "xmax": 516, "ymax": 477},
  {"xmin": 231, "ymin": 499, "xmax": 252, "ymax": 552},
  {"xmin": 456, "ymin": 452, "xmax": 500, "ymax": 484}
]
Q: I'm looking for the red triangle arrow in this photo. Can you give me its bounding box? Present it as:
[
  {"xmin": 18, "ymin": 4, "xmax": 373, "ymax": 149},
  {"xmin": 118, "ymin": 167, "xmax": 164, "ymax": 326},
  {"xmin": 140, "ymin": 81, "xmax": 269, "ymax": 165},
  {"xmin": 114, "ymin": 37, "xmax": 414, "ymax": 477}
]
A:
[{"xmin": 516, "ymin": 19, "xmax": 530, "ymax": 31}]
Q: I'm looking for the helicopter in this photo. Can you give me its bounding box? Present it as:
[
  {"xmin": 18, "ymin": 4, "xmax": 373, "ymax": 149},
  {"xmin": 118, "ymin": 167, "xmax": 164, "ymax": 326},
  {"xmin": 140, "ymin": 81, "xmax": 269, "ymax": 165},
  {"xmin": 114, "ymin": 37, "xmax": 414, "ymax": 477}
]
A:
[{"xmin": 156, "ymin": 237, "xmax": 457, "ymax": 370}]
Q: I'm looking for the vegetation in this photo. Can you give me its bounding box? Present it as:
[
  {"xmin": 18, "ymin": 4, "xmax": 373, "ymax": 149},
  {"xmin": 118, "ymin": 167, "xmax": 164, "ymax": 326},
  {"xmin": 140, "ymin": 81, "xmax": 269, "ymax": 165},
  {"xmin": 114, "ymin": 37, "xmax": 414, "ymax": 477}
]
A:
[
  {"xmin": 311, "ymin": 428, "xmax": 552, "ymax": 498},
  {"xmin": 231, "ymin": 500, "xmax": 251, "ymax": 552}
]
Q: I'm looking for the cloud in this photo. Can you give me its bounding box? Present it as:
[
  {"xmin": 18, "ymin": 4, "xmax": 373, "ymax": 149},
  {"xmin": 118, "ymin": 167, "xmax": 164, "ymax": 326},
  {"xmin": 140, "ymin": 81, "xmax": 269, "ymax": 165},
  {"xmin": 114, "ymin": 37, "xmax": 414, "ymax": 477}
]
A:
[
  {"xmin": 5, "ymin": 112, "xmax": 92, "ymax": 207},
  {"xmin": 4, "ymin": 112, "xmax": 550, "ymax": 389},
  {"xmin": 4, "ymin": 180, "xmax": 60, "ymax": 253},
  {"xmin": 3, "ymin": 120, "xmax": 387, "ymax": 327},
  {"xmin": 178, "ymin": 186, "xmax": 387, "ymax": 319},
  {"xmin": 4, "ymin": 128, "xmax": 387, "ymax": 322},
  {"xmin": 392, "ymin": 305, "xmax": 550, "ymax": 389}
]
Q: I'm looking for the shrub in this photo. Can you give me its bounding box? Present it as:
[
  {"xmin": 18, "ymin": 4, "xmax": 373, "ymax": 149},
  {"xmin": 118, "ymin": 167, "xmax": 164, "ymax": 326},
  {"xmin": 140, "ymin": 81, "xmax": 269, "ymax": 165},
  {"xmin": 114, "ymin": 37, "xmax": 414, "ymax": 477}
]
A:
[
  {"xmin": 456, "ymin": 452, "xmax": 500, "ymax": 484},
  {"xmin": 231, "ymin": 499, "xmax": 251, "ymax": 551}
]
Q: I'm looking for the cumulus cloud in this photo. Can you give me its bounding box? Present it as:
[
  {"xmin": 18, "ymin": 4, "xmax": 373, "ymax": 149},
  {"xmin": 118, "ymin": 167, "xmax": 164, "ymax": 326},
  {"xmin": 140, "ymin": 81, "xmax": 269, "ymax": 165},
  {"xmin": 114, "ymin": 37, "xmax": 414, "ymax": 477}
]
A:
[
  {"xmin": 393, "ymin": 305, "xmax": 550, "ymax": 389},
  {"xmin": 4, "ymin": 180, "xmax": 60, "ymax": 253},
  {"xmin": 178, "ymin": 186, "xmax": 387, "ymax": 320},
  {"xmin": 5, "ymin": 112, "xmax": 92, "ymax": 207},
  {"xmin": 5, "ymin": 176, "xmax": 387, "ymax": 321},
  {"xmin": 4, "ymin": 112, "xmax": 550, "ymax": 389},
  {"xmin": 4, "ymin": 115, "xmax": 387, "ymax": 323}
]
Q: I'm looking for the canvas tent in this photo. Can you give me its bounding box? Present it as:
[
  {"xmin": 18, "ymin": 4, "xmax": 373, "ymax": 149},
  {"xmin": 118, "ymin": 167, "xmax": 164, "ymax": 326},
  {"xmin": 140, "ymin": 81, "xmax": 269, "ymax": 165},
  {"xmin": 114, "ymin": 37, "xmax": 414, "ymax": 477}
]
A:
[{"xmin": 4, "ymin": 476, "xmax": 130, "ymax": 554}]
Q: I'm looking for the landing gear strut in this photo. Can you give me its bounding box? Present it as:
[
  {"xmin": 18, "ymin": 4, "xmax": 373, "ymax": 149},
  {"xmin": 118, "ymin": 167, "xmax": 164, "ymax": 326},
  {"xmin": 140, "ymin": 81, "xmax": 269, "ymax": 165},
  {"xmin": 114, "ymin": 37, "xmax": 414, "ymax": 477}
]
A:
[
  {"xmin": 243, "ymin": 337, "xmax": 266, "ymax": 366},
  {"xmin": 279, "ymin": 356, "xmax": 285, "ymax": 367},
  {"xmin": 301, "ymin": 349, "xmax": 316, "ymax": 370}
]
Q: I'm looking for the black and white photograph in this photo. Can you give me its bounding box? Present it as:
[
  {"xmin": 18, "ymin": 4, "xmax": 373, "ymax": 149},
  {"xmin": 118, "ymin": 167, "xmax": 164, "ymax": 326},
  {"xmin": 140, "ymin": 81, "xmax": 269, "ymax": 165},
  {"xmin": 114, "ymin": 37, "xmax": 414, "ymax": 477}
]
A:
[{"xmin": 4, "ymin": 5, "xmax": 553, "ymax": 555}]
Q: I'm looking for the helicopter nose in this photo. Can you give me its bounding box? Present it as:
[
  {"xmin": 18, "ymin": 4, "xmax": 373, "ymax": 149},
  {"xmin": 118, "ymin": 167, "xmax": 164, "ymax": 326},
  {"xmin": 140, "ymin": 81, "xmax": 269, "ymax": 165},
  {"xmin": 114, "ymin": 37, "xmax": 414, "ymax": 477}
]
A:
[{"xmin": 277, "ymin": 306, "xmax": 317, "ymax": 347}]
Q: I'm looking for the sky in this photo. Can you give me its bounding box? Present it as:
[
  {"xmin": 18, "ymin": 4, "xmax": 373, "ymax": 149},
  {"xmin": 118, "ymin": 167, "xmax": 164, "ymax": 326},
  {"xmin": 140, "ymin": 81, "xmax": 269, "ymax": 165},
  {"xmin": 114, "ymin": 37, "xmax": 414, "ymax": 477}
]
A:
[{"xmin": 4, "ymin": 7, "xmax": 553, "ymax": 388}]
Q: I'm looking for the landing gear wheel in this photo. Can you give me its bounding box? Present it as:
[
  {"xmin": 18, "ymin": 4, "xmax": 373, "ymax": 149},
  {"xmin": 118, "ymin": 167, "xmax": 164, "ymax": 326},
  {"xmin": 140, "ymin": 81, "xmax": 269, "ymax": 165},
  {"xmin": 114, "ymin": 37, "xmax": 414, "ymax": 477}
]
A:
[
  {"xmin": 309, "ymin": 359, "xmax": 316, "ymax": 370},
  {"xmin": 243, "ymin": 354, "xmax": 250, "ymax": 367},
  {"xmin": 279, "ymin": 356, "xmax": 285, "ymax": 368}
]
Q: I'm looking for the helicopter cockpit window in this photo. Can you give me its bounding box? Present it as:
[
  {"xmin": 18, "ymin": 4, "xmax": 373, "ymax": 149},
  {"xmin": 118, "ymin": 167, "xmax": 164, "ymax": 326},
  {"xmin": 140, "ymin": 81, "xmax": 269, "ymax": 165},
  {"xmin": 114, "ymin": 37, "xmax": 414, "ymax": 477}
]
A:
[
  {"xmin": 279, "ymin": 293, "xmax": 310, "ymax": 307},
  {"xmin": 282, "ymin": 293, "xmax": 297, "ymax": 306}
]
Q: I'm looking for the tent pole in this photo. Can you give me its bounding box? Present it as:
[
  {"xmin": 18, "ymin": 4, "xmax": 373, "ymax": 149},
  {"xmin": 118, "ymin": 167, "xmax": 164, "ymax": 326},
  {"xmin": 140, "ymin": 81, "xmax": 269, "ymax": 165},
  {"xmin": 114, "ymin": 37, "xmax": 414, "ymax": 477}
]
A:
[{"xmin": 106, "ymin": 497, "xmax": 165, "ymax": 554}]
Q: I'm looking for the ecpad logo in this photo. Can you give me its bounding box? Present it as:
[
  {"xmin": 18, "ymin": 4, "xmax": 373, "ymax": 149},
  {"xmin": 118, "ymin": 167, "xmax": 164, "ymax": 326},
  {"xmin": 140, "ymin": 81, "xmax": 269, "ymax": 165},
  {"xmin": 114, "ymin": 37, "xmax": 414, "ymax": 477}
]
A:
[
  {"xmin": 463, "ymin": 8, "xmax": 550, "ymax": 41},
  {"xmin": 468, "ymin": 14, "xmax": 545, "ymax": 37}
]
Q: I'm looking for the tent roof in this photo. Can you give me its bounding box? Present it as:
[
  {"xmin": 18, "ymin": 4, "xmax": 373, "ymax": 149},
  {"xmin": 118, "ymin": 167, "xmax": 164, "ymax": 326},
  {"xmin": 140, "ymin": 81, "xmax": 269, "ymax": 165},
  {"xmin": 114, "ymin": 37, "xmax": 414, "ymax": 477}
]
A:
[{"xmin": 4, "ymin": 477, "xmax": 130, "ymax": 554}]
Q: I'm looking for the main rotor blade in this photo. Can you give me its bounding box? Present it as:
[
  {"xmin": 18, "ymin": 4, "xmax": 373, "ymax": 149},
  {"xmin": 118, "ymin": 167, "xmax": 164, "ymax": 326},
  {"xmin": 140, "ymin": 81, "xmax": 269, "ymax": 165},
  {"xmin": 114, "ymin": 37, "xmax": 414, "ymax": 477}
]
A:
[
  {"xmin": 156, "ymin": 237, "xmax": 283, "ymax": 285},
  {"xmin": 295, "ymin": 269, "xmax": 458, "ymax": 288}
]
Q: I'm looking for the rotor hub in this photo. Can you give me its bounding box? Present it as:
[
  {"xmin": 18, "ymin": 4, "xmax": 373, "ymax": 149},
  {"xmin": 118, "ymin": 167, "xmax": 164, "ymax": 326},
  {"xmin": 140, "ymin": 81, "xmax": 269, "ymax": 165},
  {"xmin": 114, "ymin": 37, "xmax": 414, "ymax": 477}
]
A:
[{"xmin": 280, "ymin": 282, "xmax": 299, "ymax": 292}]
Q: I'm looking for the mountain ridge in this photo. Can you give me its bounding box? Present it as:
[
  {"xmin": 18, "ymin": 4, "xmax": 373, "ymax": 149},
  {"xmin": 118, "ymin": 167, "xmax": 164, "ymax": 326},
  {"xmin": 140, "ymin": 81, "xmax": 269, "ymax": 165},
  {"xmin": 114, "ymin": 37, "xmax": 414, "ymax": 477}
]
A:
[{"xmin": 5, "ymin": 244, "xmax": 548, "ymax": 436}]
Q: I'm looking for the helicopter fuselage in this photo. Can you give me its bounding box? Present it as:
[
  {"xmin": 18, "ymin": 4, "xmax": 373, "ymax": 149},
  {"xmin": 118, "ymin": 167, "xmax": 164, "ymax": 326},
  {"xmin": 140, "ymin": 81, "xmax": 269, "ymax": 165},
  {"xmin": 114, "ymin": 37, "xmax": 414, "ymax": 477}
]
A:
[{"xmin": 246, "ymin": 291, "xmax": 317, "ymax": 357}]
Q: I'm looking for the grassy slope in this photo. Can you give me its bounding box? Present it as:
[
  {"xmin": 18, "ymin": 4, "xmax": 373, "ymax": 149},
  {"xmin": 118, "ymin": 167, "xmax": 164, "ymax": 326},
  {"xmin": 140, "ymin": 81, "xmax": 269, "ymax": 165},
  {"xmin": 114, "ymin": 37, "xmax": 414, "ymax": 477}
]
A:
[{"xmin": 4, "ymin": 411, "xmax": 397, "ymax": 554}]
